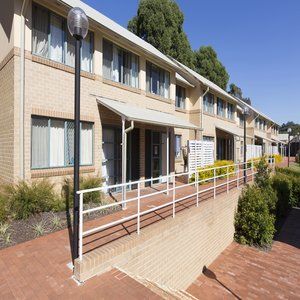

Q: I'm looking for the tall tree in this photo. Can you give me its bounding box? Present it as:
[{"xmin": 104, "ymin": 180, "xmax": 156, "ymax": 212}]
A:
[
  {"xmin": 228, "ymin": 83, "xmax": 252, "ymax": 105},
  {"xmin": 280, "ymin": 121, "xmax": 300, "ymax": 135},
  {"xmin": 194, "ymin": 46, "xmax": 229, "ymax": 90},
  {"xmin": 128, "ymin": 0, "xmax": 194, "ymax": 68}
]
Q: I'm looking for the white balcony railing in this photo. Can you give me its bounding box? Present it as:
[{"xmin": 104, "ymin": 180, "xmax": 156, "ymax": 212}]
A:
[{"xmin": 77, "ymin": 158, "xmax": 275, "ymax": 260}]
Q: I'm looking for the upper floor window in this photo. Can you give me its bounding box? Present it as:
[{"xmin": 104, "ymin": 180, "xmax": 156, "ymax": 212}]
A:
[
  {"xmin": 175, "ymin": 86, "xmax": 186, "ymax": 109},
  {"xmin": 260, "ymin": 119, "xmax": 264, "ymax": 130},
  {"xmin": 255, "ymin": 118, "xmax": 260, "ymax": 129},
  {"xmin": 203, "ymin": 92, "xmax": 214, "ymax": 114},
  {"xmin": 217, "ymin": 98, "xmax": 226, "ymax": 118},
  {"xmin": 227, "ymin": 103, "xmax": 235, "ymax": 120},
  {"xmin": 146, "ymin": 62, "xmax": 170, "ymax": 98},
  {"xmin": 31, "ymin": 116, "xmax": 93, "ymax": 169},
  {"xmin": 102, "ymin": 39, "xmax": 139, "ymax": 88},
  {"xmin": 238, "ymin": 113, "xmax": 245, "ymax": 127},
  {"xmin": 32, "ymin": 4, "xmax": 93, "ymax": 72}
]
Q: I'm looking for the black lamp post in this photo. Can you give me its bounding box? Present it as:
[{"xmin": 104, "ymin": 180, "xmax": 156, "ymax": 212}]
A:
[
  {"xmin": 287, "ymin": 127, "xmax": 292, "ymax": 167},
  {"xmin": 67, "ymin": 7, "xmax": 89, "ymax": 260},
  {"xmin": 243, "ymin": 106, "xmax": 250, "ymax": 184}
]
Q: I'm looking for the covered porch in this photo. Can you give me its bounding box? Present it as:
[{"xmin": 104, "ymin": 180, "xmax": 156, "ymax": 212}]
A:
[{"xmin": 97, "ymin": 97, "xmax": 199, "ymax": 206}]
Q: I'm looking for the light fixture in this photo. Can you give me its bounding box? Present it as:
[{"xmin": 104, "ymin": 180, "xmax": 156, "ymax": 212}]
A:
[{"xmin": 67, "ymin": 7, "xmax": 89, "ymax": 40}]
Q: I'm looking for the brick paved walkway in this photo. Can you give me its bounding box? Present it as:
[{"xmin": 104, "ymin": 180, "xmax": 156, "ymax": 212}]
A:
[{"xmin": 186, "ymin": 207, "xmax": 300, "ymax": 299}]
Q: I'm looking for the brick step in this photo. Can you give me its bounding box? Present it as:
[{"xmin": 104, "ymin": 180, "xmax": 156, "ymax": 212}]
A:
[{"xmin": 117, "ymin": 268, "xmax": 197, "ymax": 300}]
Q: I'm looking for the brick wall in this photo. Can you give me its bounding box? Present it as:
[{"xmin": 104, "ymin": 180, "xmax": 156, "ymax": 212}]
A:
[
  {"xmin": 0, "ymin": 51, "xmax": 15, "ymax": 184},
  {"xmin": 74, "ymin": 188, "xmax": 241, "ymax": 289}
]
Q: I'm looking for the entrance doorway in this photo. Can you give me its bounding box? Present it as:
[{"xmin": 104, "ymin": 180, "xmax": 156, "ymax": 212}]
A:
[
  {"xmin": 102, "ymin": 126, "xmax": 140, "ymax": 189},
  {"xmin": 216, "ymin": 129, "xmax": 234, "ymax": 161},
  {"xmin": 145, "ymin": 130, "xmax": 168, "ymax": 186}
]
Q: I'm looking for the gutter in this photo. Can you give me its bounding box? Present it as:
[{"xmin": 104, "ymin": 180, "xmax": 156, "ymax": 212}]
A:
[{"xmin": 20, "ymin": 0, "xmax": 28, "ymax": 180}]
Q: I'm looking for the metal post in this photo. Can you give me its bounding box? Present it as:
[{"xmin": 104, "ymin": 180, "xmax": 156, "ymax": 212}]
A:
[
  {"xmin": 288, "ymin": 134, "xmax": 291, "ymax": 167},
  {"xmin": 121, "ymin": 117, "xmax": 126, "ymax": 209},
  {"xmin": 137, "ymin": 182, "xmax": 140, "ymax": 235},
  {"xmin": 213, "ymin": 168, "xmax": 216, "ymax": 199},
  {"xmin": 227, "ymin": 165, "xmax": 229, "ymax": 193},
  {"xmin": 166, "ymin": 127, "xmax": 169, "ymax": 195},
  {"xmin": 172, "ymin": 175, "xmax": 176, "ymax": 218},
  {"xmin": 79, "ymin": 193, "xmax": 83, "ymax": 261},
  {"xmin": 73, "ymin": 38, "xmax": 81, "ymax": 260},
  {"xmin": 196, "ymin": 170, "xmax": 199, "ymax": 207},
  {"xmin": 237, "ymin": 164, "xmax": 240, "ymax": 189},
  {"xmin": 243, "ymin": 112, "xmax": 247, "ymax": 184}
]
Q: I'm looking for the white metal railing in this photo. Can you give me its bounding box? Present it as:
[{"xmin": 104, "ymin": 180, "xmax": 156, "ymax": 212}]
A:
[{"xmin": 77, "ymin": 157, "xmax": 275, "ymax": 260}]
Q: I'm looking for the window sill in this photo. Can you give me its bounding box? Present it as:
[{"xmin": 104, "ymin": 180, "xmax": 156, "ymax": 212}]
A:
[
  {"xmin": 203, "ymin": 111, "xmax": 215, "ymax": 117},
  {"xmin": 175, "ymin": 107, "xmax": 187, "ymax": 113},
  {"xmin": 146, "ymin": 92, "xmax": 173, "ymax": 104},
  {"xmin": 102, "ymin": 78, "xmax": 141, "ymax": 94},
  {"xmin": 31, "ymin": 54, "xmax": 95, "ymax": 80},
  {"xmin": 31, "ymin": 166, "xmax": 95, "ymax": 179}
]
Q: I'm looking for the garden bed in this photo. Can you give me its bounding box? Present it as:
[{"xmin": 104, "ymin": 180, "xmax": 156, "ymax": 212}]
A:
[{"xmin": 0, "ymin": 204, "xmax": 121, "ymax": 250}]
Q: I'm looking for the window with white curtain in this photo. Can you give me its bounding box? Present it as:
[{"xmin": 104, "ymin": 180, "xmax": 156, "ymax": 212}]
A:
[
  {"xmin": 31, "ymin": 117, "xmax": 93, "ymax": 169},
  {"xmin": 227, "ymin": 103, "xmax": 235, "ymax": 120},
  {"xmin": 146, "ymin": 61, "xmax": 170, "ymax": 98},
  {"xmin": 175, "ymin": 135, "xmax": 182, "ymax": 158},
  {"xmin": 176, "ymin": 85, "xmax": 186, "ymax": 109},
  {"xmin": 203, "ymin": 92, "xmax": 214, "ymax": 114},
  {"xmin": 102, "ymin": 39, "xmax": 139, "ymax": 88},
  {"xmin": 217, "ymin": 98, "xmax": 226, "ymax": 118},
  {"xmin": 32, "ymin": 3, "xmax": 93, "ymax": 72}
]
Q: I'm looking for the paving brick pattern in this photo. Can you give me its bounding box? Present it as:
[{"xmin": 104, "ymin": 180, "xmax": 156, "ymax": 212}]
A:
[{"xmin": 187, "ymin": 207, "xmax": 300, "ymax": 300}]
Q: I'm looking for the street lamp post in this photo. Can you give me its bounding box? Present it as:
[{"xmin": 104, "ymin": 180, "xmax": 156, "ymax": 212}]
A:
[
  {"xmin": 287, "ymin": 127, "xmax": 292, "ymax": 167},
  {"xmin": 67, "ymin": 7, "xmax": 89, "ymax": 260},
  {"xmin": 243, "ymin": 107, "xmax": 250, "ymax": 184}
]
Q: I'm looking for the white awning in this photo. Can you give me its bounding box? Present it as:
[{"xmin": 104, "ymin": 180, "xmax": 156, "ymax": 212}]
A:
[{"xmin": 97, "ymin": 97, "xmax": 200, "ymax": 130}]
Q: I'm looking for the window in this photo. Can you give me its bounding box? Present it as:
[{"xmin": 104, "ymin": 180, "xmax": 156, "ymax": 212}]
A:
[
  {"xmin": 102, "ymin": 39, "xmax": 139, "ymax": 88},
  {"xmin": 227, "ymin": 103, "xmax": 235, "ymax": 120},
  {"xmin": 237, "ymin": 112, "xmax": 244, "ymax": 127},
  {"xmin": 146, "ymin": 62, "xmax": 170, "ymax": 98},
  {"xmin": 203, "ymin": 92, "xmax": 214, "ymax": 114},
  {"xmin": 32, "ymin": 4, "xmax": 93, "ymax": 72},
  {"xmin": 217, "ymin": 98, "xmax": 226, "ymax": 118},
  {"xmin": 203, "ymin": 136, "xmax": 214, "ymax": 142},
  {"xmin": 175, "ymin": 85, "xmax": 186, "ymax": 109},
  {"xmin": 175, "ymin": 135, "xmax": 182, "ymax": 158},
  {"xmin": 255, "ymin": 118, "xmax": 260, "ymax": 129},
  {"xmin": 31, "ymin": 116, "xmax": 93, "ymax": 169}
]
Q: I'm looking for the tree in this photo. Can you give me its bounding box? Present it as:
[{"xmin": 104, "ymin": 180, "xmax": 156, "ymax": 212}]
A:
[
  {"xmin": 280, "ymin": 121, "xmax": 300, "ymax": 135},
  {"xmin": 128, "ymin": 0, "xmax": 194, "ymax": 68},
  {"xmin": 228, "ymin": 83, "xmax": 252, "ymax": 105},
  {"xmin": 194, "ymin": 46, "xmax": 229, "ymax": 90}
]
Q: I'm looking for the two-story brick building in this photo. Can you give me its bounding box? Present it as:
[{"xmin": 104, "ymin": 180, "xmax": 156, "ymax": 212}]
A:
[{"xmin": 0, "ymin": 0, "xmax": 280, "ymax": 189}]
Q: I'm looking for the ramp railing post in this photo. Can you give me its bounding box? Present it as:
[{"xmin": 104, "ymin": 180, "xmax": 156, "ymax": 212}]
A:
[
  {"xmin": 137, "ymin": 182, "xmax": 140, "ymax": 235},
  {"xmin": 172, "ymin": 175, "xmax": 176, "ymax": 218},
  {"xmin": 213, "ymin": 168, "xmax": 216, "ymax": 199}
]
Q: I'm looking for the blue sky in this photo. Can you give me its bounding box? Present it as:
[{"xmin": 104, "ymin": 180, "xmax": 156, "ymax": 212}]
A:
[{"xmin": 83, "ymin": 0, "xmax": 300, "ymax": 125}]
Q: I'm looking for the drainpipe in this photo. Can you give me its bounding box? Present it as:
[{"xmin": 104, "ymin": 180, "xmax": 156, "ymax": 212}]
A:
[
  {"xmin": 200, "ymin": 86, "xmax": 210, "ymax": 141},
  {"xmin": 200, "ymin": 86, "xmax": 209, "ymax": 167},
  {"xmin": 121, "ymin": 119, "xmax": 134, "ymax": 209},
  {"xmin": 20, "ymin": 0, "xmax": 28, "ymax": 180}
]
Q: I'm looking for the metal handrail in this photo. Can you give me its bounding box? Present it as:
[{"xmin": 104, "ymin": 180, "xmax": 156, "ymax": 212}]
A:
[{"xmin": 77, "ymin": 157, "xmax": 275, "ymax": 260}]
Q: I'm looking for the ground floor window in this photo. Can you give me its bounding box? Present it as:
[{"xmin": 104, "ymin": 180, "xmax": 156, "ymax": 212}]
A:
[
  {"xmin": 31, "ymin": 116, "xmax": 93, "ymax": 169},
  {"xmin": 203, "ymin": 136, "xmax": 214, "ymax": 142},
  {"xmin": 175, "ymin": 135, "xmax": 182, "ymax": 158}
]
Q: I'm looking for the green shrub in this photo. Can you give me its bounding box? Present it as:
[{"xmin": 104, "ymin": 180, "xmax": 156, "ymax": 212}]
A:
[
  {"xmin": 234, "ymin": 185, "xmax": 275, "ymax": 247},
  {"xmin": 0, "ymin": 192, "xmax": 7, "ymax": 223},
  {"xmin": 270, "ymin": 154, "xmax": 283, "ymax": 164},
  {"xmin": 6, "ymin": 180, "xmax": 64, "ymax": 220},
  {"xmin": 191, "ymin": 160, "xmax": 235, "ymax": 184},
  {"xmin": 255, "ymin": 157, "xmax": 272, "ymax": 188},
  {"xmin": 272, "ymin": 173, "xmax": 296, "ymax": 217},
  {"xmin": 63, "ymin": 176, "xmax": 103, "ymax": 205}
]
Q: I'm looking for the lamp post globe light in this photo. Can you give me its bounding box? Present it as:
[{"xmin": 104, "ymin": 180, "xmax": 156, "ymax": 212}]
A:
[
  {"xmin": 243, "ymin": 106, "xmax": 250, "ymax": 183},
  {"xmin": 67, "ymin": 7, "xmax": 89, "ymax": 260},
  {"xmin": 287, "ymin": 127, "xmax": 292, "ymax": 167}
]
